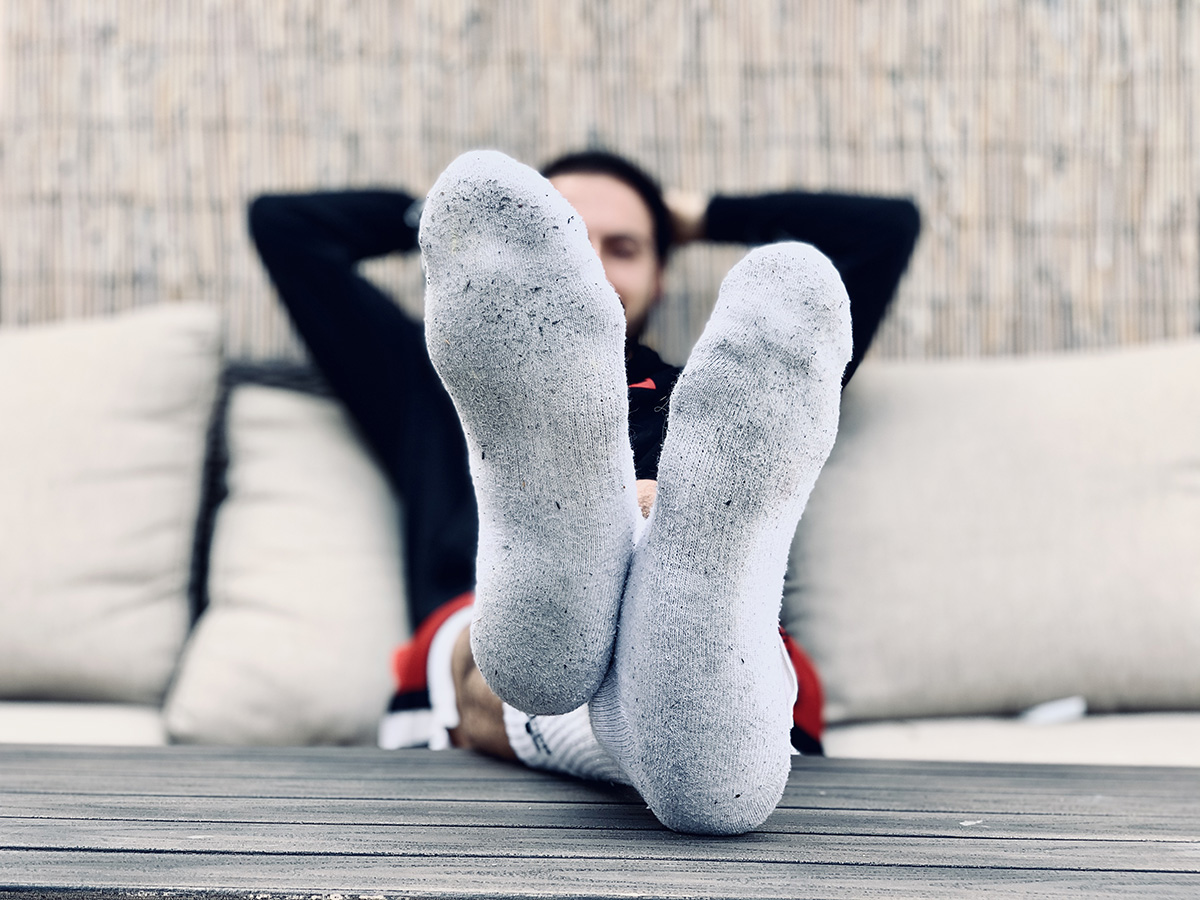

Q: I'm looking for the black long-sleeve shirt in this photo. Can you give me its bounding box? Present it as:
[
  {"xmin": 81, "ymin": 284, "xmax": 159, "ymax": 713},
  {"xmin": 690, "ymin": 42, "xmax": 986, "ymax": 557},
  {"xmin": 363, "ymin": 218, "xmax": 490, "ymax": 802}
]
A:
[{"xmin": 251, "ymin": 186, "xmax": 919, "ymax": 481}]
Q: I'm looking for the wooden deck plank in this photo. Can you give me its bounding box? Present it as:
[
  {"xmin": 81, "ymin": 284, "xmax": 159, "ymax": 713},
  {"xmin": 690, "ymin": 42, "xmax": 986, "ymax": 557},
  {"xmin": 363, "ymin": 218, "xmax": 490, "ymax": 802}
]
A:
[
  {"xmin": 3, "ymin": 792, "xmax": 1196, "ymax": 840},
  {"xmin": 1, "ymin": 746, "xmax": 1198, "ymax": 899},
  {"xmin": 4, "ymin": 817, "xmax": 1199, "ymax": 872},
  {"xmin": 5, "ymin": 748, "xmax": 1196, "ymax": 805},
  {"xmin": 7, "ymin": 743, "xmax": 1196, "ymax": 790},
  {"xmin": 3, "ymin": 851, "xmax": 1199, "ymax": 899},
  {"xmin": 5, "ymin": 745, "xmax": 1197, "ymax": 800},
  {"xmin": 6, "ymin": 777, "xmax": 1196, "ymax": 822},
  {"xmin": 5, "ymin": 743, "xmax": 1198, "ymax": 784}
]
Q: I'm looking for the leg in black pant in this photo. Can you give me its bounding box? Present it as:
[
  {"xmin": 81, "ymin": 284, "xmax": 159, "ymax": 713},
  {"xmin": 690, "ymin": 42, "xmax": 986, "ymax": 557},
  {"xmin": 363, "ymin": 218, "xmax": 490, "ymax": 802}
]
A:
[{"xmin": 248, "ymin": 191, "xmax": 477, "ymax": 628}]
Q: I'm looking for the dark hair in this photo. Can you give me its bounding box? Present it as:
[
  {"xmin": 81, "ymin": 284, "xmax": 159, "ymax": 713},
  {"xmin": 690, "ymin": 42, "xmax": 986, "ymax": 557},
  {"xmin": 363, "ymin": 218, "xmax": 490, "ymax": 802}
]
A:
[{"xmin": 540, "ymin": 150, "xmax": 673, "ymax": 264}]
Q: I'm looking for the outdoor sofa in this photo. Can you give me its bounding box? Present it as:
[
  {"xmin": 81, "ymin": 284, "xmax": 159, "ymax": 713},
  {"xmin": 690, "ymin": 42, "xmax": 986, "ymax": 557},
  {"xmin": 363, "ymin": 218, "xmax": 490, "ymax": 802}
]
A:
[{"xmin": 2, "ymin": 302, "xmax": 1198, "ymax": 766}]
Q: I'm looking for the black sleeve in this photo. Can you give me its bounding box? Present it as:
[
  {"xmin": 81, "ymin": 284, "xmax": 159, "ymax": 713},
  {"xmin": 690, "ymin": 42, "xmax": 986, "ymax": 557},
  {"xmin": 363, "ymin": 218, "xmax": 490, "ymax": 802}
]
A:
[
  {"xmin": 248, "ymin": 191, "xmax": 481, "ymax": 626},
  {"xmin": 704, "ymin": 192, "xmax": 920, "ymax": 382},
  {"xmin": 249, "ymin": 189, "xmax": 421, "ymax": 268},
  {"xmin": 246, "ymin": 190, "xmax": 430, "ymax": 471}
]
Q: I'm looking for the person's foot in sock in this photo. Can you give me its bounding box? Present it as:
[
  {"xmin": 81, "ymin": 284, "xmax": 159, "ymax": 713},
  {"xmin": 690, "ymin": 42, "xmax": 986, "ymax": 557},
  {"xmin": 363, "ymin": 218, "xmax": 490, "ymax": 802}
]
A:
[
  {"xmin": 590, "ymin": 242, "xmax": 852, "ymax": 834},
  {"xmin": 420, "ymin": 150, "xmax": 640, "ymax": 715}
]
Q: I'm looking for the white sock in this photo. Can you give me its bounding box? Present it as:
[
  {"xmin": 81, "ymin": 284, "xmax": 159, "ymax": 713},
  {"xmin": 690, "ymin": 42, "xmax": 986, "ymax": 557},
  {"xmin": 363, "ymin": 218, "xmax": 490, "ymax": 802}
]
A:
[
  {"xmin": 420, "ymin": 150, "xmax": 640, "ymax": 715},
  {"xmin": 503, "ymin": 704, "xmax": 629, "ymax": 784},
  {"xmin": 590, "ymin": 243, "xmax": 852, "ymax": 834}
]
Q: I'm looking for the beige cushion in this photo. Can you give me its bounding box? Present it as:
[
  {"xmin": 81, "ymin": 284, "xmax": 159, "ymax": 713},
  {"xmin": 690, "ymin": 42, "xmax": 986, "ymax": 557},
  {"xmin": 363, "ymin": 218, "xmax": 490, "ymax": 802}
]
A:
[
  {"xmin": 0, "ymin": 305, "xmax": 222, "ymax": 704},
  {"xmin": 164, "ymin": 386, "xmax": 409, "ymax": 745},
  {"xmin": 825, "ymin": 713, "xmax": 1200, "ymax": 767},
  {"xmin": 0, "ymin": 701, "xmax": 167, "ymax": 746},
  {"xmin": 784, "ymin": 338, "xmax": 1200, "ymax": 723}
]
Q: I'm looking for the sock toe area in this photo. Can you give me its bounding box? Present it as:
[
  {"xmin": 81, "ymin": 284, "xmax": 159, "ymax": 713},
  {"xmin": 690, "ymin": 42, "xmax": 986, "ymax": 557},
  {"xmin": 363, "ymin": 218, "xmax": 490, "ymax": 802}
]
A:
[{"xmin": 420, "ymin": 150, "xmax": 594, "ymax": 283}]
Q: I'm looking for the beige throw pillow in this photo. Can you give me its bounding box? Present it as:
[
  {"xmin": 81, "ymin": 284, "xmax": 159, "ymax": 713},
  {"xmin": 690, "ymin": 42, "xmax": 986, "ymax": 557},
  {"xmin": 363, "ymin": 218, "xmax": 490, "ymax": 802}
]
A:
[
  {"xmin": 784, "ymin": 339, "xmax": 1200, "ymax": 723},
  {"xmin": 0, "ymin": 304, "xmax": 222, "ymax": 703},
  {"xmin": 164, "ymin": 386, "xmax": 409, "ymax": 745}
]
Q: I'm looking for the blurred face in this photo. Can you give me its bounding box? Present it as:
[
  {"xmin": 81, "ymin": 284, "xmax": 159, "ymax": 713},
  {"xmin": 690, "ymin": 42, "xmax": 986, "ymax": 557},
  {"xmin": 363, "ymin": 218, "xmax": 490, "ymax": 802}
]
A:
[{"xmin": 550, "ymin": 172, "xmax": 664, "ymax": 339}]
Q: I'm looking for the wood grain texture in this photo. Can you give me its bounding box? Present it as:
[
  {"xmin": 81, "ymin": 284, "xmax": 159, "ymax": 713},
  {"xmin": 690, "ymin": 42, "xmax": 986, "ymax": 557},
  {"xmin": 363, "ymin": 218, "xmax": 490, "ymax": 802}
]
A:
[
  {"xmin": 0, "ymin": 1, "xmax": 1197, "ymax": 362},
  {"xmin": 0, "ymin": 746, "xmax": 1197, "ymax": 899}
]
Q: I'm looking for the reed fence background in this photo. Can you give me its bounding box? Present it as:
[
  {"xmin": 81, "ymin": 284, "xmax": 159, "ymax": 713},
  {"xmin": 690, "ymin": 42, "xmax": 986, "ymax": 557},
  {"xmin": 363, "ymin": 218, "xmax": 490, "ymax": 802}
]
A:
[{"xmin": 1, "ymin": 0, "xmax": 1197, "ymax": 363}]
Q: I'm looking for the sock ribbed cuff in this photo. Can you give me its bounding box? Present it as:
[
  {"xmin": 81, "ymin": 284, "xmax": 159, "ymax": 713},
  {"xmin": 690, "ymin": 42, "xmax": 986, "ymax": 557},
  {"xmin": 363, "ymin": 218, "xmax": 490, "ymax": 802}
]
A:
[{"xmin": 503, "ymin": 703, "xmax": 629, "ymax": 784}]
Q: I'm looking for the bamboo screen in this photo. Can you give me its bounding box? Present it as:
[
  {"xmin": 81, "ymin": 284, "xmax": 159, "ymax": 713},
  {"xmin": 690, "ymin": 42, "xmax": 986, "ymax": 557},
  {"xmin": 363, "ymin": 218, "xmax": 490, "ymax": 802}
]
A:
[{"xmin": 0, "ymin": 1, "xmax": 1196, "ymax": 363}]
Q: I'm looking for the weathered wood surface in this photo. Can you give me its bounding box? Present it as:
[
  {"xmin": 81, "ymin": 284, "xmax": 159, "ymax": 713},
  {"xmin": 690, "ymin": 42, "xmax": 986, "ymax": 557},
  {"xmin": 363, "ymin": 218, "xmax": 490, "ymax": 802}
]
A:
[{"xmin": 0, "ymin": 746, "xmax": 1197, "ymax": 898}]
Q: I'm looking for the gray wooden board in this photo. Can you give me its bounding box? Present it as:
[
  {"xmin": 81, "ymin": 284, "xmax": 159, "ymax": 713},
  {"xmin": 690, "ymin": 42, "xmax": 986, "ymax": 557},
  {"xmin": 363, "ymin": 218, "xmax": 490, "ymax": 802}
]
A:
[
  {"xmin": 4, "ymin": 745, "xmax": 1195, "ymax": 791},
  {"xmin": 3, "ymin": 744, "xmax": 1196, "ymax": 789},
  {"xmin": 3, "ymin": 852, "xmax": 1200, "ymax": 899},
  {"xmin": 3, "ymin": 793, "xmax": 1197, "ymax": 840},
  {"xmin": 4, "ymin": 746, "xmax": 1196, "ymax": 792},
  {"xmin": 0, "ymin": 745, "xmax": 1198, "ymax": 899},
  {"xmin": 6, "ymin": 777, "xmax": 1196, "ymax": 818},
  {"xmin": 4, "ymin": 818, "xmax": 1200, "ymax": 871}
]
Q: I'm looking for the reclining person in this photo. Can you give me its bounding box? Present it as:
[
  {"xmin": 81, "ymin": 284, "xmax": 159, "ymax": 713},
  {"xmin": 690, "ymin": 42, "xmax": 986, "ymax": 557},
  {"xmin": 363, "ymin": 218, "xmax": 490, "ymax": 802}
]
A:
[{"xmin": 250, "ymin": 149, "xmax": 919, "ymax": 834}]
